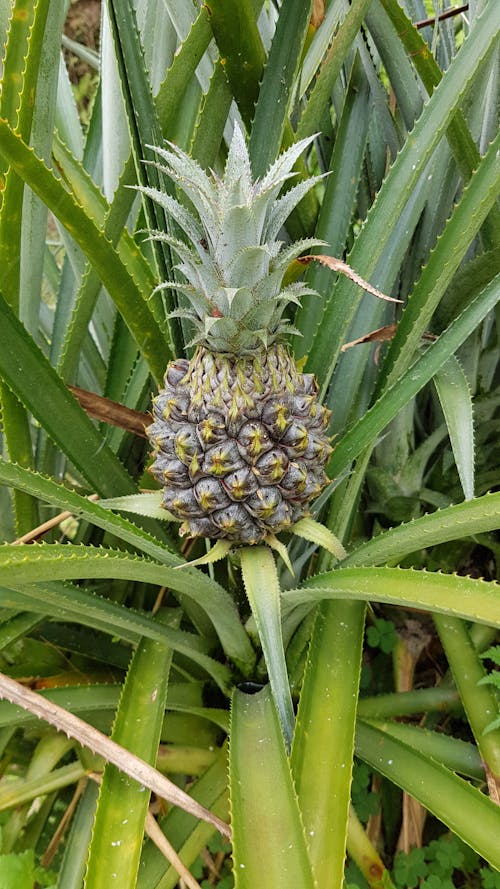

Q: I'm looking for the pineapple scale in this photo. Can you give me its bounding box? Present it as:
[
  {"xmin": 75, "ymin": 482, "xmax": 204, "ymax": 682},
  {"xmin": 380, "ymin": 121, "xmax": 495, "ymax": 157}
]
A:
[{"xmin": 147, "ymin": 346, "xmax": 332, "ymax": 543}]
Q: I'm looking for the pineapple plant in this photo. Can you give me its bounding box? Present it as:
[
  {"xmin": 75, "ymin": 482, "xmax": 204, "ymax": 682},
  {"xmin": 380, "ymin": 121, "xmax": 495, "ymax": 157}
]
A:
[{"xmin": 145, "ymin": 127, "xmax": 333, "ymax": 544}]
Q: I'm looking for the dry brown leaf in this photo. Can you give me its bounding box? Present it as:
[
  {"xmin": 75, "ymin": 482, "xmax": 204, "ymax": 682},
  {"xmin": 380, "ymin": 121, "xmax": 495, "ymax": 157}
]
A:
[{"xmin": 297, "ymin": 254, "xmax": 402, "ymax": 304}]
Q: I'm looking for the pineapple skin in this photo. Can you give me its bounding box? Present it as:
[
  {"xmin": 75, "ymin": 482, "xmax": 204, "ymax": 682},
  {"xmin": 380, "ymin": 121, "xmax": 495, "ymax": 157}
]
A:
[{"xmin": 147, "ymin": 345, "xmax": 331, "ymax": 543}]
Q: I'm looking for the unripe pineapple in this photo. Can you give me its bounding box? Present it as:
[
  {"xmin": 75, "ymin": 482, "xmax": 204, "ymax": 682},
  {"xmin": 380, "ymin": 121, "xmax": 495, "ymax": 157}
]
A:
[{"xmin": 144, "ymin": 127, "xmax": 332, "ymax": 544}]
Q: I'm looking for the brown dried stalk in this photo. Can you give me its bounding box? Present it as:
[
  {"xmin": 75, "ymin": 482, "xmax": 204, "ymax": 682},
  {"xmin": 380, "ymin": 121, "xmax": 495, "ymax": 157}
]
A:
[
  {"xmin": 11, "ymin": 494, "xmax": 99, "ymax": 545},
  {"xmin": 0, "ymin": 671, "xmax": 231, "ymax": 840},
  {"xmin": 415, "ymin": 4, "xmax": 468, "ymax": 29},
  {"xmin": 69, "ymin": 385, "xmax": 150, "ymax": 438}
]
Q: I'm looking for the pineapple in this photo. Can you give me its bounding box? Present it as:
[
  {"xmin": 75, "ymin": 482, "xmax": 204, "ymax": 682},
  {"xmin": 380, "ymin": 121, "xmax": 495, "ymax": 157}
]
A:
[{"xmin": 144, "ymin": 127, "xmax": 332, "ymax": 545}]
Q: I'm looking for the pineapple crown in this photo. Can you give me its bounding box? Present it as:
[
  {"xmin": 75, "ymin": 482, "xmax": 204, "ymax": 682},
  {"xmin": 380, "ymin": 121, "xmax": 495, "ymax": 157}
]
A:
[{"xmin": 138, "ymin": 126, "xmax": 325, "ymax": 354}]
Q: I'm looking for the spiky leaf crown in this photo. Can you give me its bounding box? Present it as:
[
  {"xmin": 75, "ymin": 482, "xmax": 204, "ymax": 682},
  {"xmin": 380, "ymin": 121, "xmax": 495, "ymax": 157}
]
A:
[{"xmin": 139, "ymin": 126, "xmax": 324, "ymax": 354}]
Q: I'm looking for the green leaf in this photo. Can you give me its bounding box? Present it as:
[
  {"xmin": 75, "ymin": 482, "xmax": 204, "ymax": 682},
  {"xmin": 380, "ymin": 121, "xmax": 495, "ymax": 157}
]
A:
[
  {"xmin": 51, "ymin": 136, "xmax": 156, "ymax": 295},
  {"xmin": 85, "ymin": 616, "xmax": 176, "ymax": 889},
  {"xmin": 0, "ymin": 542, "xmax": 253, "ymax": 676},
  {"xmin": 294, "ymin": 52, "xmax": 370, "ymax": 356},
  {"xmin": 0, "ymin": 850, "xmax": 48, "ymax": 889},
  {"xmin": 0, "ymin": 612, "xmax": 43, "ymax": 651},
  {"xmin": 0, "ymin": 1, "xmax": 35, "ymax": 134},
  {"xmin": 347, "ymin": 805, "xmax": 396, "ymax": 889},
  {"xmin": 434, "ymin": 615, "xmax": 500, "ymax": 781},
  {"xmin": 0, "ymin": 0, "xmax": 50, "ymax": 307},
  {"xmin": 99, "ymin": 492, "xmax": 178, "ymax": 524},
  {"xmin": 0, "ymin": 459, "xmax": 179, "ymax": 562},
  {"xmin": 0, "ymin": 300, "xmax": 135, "ymax": 497},
  {"xmin": 0, "ymin": 578, "xmax": 231, "ymax": 693},
  {"xmin": 249, "ymin": 0, "xmax": 313, "ymax": 178},
  {"xmin": 284, "ymin": 566, "xmax": 500, "ymax": 627},
  {"xmin": 240, "ymin": 547, "xmax": 294, "ymax": 749},
  {"xmin": 296, "ymin": 0, "xmax": 372, "ymax": 142},
  {"xmin": 356, "ymin": 721, "xmax": 500, "ymax": 869},
  {"xmin": 230, "ymin": 686, "xmax": 315, "ymax": 888},
  {"xmin": 0, "ymin": 0, "xmax": 52, "ymax": 535},
  {"xmin": 343, "ymin": 491, "xmax": 500, "ymax": 567},
  {"xmin": 291, "ymin": 600, "xmax": 365, "ymax": 888},
  {"xmin": 379, "ymin": 128, "xmax": 500, "ymax": 392},
  {"xmin": 155, "ymin": 8, "xmax": 212, "ymax": 136},
  {"xmin": 0, "ymin": 761, "xmax": 85, "ymax": 811},
  {"xmin": 327, "ymin": 273, "xmax": 500, "ymax": 481},
  {"xmin": 106, "ymin": 0, "xmax": 182, "ymax": 355},
  {"xmin": 0, "ymin": 121, "xmax": 166, "ymax": 383},
  {"xmin": 208, "ymin": 0, "xmax": 265, "ymax": 129},
  {"xmin": 366, "ymin": 720, "xmax": 484, "ymax": 781},
  {"xmin": 306, "ymin": 3, "xmax": 500, "ymax": 392},
  {"xmin": 480, "ymin": 646, "xmax": 500, "ymax": 666},
  {"xmin": 138, "ymin": 749, "xmax": 229, "ymax": 889},
  {"xmin": 0, "ymin": 385, "xmax": 38, "ymax": 535},
  {"xmin": 433, "ymin": 357, "xmax": 475, "ymax": 501},
  {"xmin": 292, "ymin": 517, "xmax": 346, "ymax": 560},
  {"xmin": 0, "ymin": 684, "xmax": 121, "ymax": 731},
  {"xmin": 378, "ymin": 0, "xmax": 500, "ymax": 235},
  {"xmin": 179, "ymin": 540, "xmax": 233, "ymax": 569},
  {"xmin": 18, "ymin": 2, "xmax": 68, "ymax": 337},
  {"xmin": 357, "ymin": 687, "xmax": 460, "ymax": 720},
  {"xmin": 56, "ymin": 782, "xmax": 99, "ymax": 889},
  {"xmin": 190, "ymin": 58, "xmax": 233, "ymax": 170}
]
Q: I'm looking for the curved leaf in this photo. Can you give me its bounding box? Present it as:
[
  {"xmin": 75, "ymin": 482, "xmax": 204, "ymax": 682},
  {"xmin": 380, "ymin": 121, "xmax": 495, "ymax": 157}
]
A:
[
  {"xmin": 0, "ymin": 671, "xmax": 230, "ymax": 838},
  {"xmin": 364, "ymin": 719, "xmax": 484, "ymax": 780},
  {"xmin": 284, "ymin": 566, "xmax": 500, "ymax": 626},
  {"xmin": 327, "ymin": 273, "xmax": 500, "ymax": 480},
  {"xmin": 355, "ymin": 720, "xmax": 500, "ymax": 868},
  {"xmin": 343, "ymin": 491, "xmax": 500, "ymax": 567},
  {"xmin": 1, "ymin": 579, "xmax": 230, "ymax": 693},
  {"xmin": 434, "ymin": 615, "xmax": 500, "ymax": 783},
  {"xmin": 0, "ymin": 459, "xmax": 179, "ymax": 560},
  {"xmin": 0, "ymin": 543, "xmax": 253, "ymax": 674},
  {"xmin": 379, "ymin": 127, "xmax": 500, "ymax": 392},
  {"xmin": 433, "ymin": 356, "xmax": 475, "ymax": 500},
  {"xmin": 249, "ymin": 0, "xmax": 313, "ymax": 178}
]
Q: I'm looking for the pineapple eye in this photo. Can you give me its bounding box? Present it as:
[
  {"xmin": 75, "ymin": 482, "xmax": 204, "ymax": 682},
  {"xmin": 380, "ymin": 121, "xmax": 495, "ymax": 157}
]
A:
[
  {"xmin": 212, "ymin": 504, "xmax": 249, "ymax": 535},
  {"xmin": 254, "ymin": 449, "xmax": 288, "ymax": 483},
  {"xmin": 261, "ymin": 401, "xmax": 290, "ymax": 438},
  {"xmin": 197, "ymin": 417, "xmax": 224, "ymax": 444},
  {"xmin": 280, "ymin": 462, "xmax": 308, "ymax": 493},
  {"xmin": 162, "ymin": 487, "xmax": 202, "ymax": 518},
  {"xmin": 194, "ymin": 478, "xmax": 230, "ymax": 512},
  {"xmin": 222, "ymin": 468, "xmax": 258, "ymax": 501},
  {"xmin": 246, "ymin": 487, "xmax": 282, "ymax": 519},
  {"xmin": 281, "ymin": 421, "xmax": 309, "ymax": 454},
  {"xmin": 237, "ymin": 422, "xmax": 271, "ymax": 459},
  {"xmin": 174, "ymin": 429, "xmax": 202, "ymax": 465},
  {"xmin": 160, "ymin": 459, "xmax": 190, "ymax": 484},
  {"xmin": 203, "ymin": 443, "xmax": 240, "ymax": 477}
]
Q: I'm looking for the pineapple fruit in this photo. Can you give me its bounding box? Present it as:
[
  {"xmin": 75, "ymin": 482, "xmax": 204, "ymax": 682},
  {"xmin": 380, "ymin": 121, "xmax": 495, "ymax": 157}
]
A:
[{"xmin": 144, "ymin": 127, "xmax": 332, "ymax": 544}]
